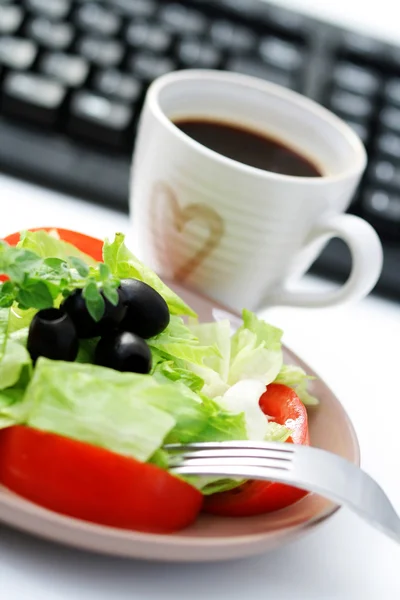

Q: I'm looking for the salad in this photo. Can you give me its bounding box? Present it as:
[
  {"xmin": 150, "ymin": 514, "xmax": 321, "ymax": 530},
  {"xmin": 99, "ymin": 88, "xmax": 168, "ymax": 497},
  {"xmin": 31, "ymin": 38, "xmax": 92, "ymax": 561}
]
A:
[{"xmin": 0, "ymin": 228, "xmax": 318, "ymax": 534}]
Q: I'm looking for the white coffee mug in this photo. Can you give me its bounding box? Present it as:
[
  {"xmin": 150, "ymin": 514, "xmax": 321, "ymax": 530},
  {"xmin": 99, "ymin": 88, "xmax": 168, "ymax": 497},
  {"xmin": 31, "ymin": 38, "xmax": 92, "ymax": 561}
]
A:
[{"xmin": 130, "ymin": 70, "xmax": 382, "ymax": 311}]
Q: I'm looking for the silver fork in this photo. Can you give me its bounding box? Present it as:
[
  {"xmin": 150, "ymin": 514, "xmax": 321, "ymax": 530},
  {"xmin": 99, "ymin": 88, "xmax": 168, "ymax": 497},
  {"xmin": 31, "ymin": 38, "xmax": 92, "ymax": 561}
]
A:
[{"xmin": 165, "ymin": 441, "xmax": 400, "ymax": 544}]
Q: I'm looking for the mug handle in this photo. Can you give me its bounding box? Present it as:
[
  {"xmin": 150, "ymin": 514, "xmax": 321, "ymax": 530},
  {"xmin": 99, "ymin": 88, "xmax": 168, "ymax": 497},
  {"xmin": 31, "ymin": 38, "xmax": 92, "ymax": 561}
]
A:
[{"xmin": 266, "ymin": 214, "xmax": 383, "ymax": 309}]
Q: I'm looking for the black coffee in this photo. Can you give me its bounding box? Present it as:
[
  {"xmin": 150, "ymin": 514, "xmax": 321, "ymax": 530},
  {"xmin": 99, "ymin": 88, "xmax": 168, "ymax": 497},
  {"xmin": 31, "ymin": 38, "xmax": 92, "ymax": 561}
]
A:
[{"xmin": 174, "ymin": 119, "xmax": 322, "ymax": 178}]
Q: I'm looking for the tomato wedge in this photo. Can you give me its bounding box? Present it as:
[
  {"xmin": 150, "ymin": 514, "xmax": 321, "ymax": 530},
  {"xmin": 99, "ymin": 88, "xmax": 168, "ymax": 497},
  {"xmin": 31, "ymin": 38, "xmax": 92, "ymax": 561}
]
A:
[
  {"xmin": 0, "ymin": 426, "xmax": 203, "ymax": 533},
  {"xmin": 204, "ymin": 384, "xmax": 310, "ymax": 517}
]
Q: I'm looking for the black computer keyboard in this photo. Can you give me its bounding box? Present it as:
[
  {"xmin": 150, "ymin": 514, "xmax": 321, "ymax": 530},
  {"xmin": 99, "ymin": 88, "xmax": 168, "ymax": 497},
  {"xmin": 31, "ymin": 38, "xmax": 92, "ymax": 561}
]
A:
[{"xmin": 1, "ymin": 0, "xmax": 400, "ymax": 299}]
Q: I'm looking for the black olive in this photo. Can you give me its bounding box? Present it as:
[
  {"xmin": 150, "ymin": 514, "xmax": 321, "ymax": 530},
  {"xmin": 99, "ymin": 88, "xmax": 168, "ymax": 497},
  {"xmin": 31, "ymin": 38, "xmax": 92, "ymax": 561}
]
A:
[
  {"xmin": 119, "ymin": 279, "xmax": 170, "ymax": 339},
  {"xmin": 28, "ymin": 308, "xmax": 79, "ymax": 363},
  {"xmin": 62, "ymin": 288, "xmax": 127, "ymax": 339},
  {"xmin": 95, "ymin": 331, "xmax": 152, "ymax": 374}
]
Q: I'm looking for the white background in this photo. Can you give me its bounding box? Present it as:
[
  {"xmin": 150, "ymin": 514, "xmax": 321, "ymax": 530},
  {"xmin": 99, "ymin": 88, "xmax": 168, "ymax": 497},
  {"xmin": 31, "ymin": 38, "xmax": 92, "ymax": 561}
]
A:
[
  {"xmin": 1, "ymin": 0, "xmax": 400, "ymax": 596},
  {"xmin": 275, "ymin": 0, "xmax": 400, "ymax": 43}
]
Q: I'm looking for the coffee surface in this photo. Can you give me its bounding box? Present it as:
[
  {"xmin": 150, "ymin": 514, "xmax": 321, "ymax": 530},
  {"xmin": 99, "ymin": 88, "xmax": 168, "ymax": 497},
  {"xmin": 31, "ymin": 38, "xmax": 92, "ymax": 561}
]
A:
[{"xmin": 174, "ymin": 119, "xmax": 322, "ymax": 178}]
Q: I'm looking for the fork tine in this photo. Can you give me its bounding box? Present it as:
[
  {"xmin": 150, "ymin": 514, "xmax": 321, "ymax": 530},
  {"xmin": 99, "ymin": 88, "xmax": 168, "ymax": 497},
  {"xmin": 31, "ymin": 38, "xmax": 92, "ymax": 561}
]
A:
[
  {"xmin": 170, "ymin": 464, "xmax": 300, "ymax": 484},
  {"xmin": 172, "ymin": 456, "xmax": 293, "ymax": 470},
  {"xmin": 165, "ymin": 442, "xmax": 296, "ymax": 469},
  {"xmin": 164, "ymin": 441, "xmax": 295, "ymax": 454},
  {"xmin": 168, "ymin": 448, "xmax": 293, "ymax": 463}
]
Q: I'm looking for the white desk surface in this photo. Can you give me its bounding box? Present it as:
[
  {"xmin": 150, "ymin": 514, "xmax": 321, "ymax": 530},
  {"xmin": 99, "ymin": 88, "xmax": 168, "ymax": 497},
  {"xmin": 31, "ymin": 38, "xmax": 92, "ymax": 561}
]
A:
[
  {"xmin": 0, "ymin": 173, "xmax": 399, "ymax": 599},
  {"xmin": 272, "ymin": 0, "xmax": 400, "ymax": 44}
]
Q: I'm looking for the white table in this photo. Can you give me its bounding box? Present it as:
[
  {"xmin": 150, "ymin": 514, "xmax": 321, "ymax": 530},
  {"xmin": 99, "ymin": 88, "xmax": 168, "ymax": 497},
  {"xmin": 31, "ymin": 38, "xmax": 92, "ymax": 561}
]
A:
[
  {"xmin": 273, "ymin": 0, "xmax": 400, "ymax": 44},
  {"xmin": 0, "ymin": 172, "xmax": 399, "ymax": 599}
]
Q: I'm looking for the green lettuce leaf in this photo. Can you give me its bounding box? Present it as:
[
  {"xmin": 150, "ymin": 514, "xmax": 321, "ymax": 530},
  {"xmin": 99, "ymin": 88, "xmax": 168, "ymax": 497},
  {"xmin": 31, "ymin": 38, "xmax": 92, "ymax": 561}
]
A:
[
  {"xmin": 292, "ymin": 378, "xmax": 319, "ymax": 406},
  {"xmin": 153, "ymin": 361, "xmax": 205, "ymax": 393},
  {"xmin": 264, "ymin": 421, "xmax": 291, "ymax": 443},
  {"xmin": 188, "ymin": 319, "xmax": 231, "ymax": 381},
  {"xmin": 149, "ymin": 315, "xmax": 221, "ymax": 381},
  {"xmin": 0, "ymin": 307, "xmax": 8, "ymax": 345},
  {"xmin": 17, "ymin": 229, "xmax": 96, "ymax": 265},
  {"xmin": 155, "ymin": 315, "xmax": 198, "ymax": 345},
  {"xmin": 183, "ymin": 310, "xmax": 285, "ymax": 401},
  {"xmin": 12, "ymin": 359, "xmax": 247, "ymax": 463},
  {"xmin": 216, "ymin": 379, "xmax": 269, "ymax": 440},
  {"xmin": 0, "ymin": 387, "xmax": 25, "ymax": 428},
  {"xmin": 150, "ymin": 341, "xmax": 219, "ymax": 368},
  {"xmin": 0, "ymin": 341, "xmax": 31, "ymax": 390},
  {"xmin": 18, "ymin": 359, "xmax": 178, "ymax": 462},
  {"xmin": 7, "ymin": 305, "xmax": 36, "ymax": 333},
  {"xmin": 229, "ymin": 309, "xmax": 283, "ymax": 386},
  {"xmin": 103, "ymin": 233, "xmax": 195, "ymax": 317},
  {"xmin": 198, "ymin": 394, "xmax": 247, "ymax": 442},
  {"xmin": 183, "ymin": 319, "xmax": 232, "ymax": 398},
  {"xmin": 198, "ymin": 477, "xmax": 244, "ymax": 495},
  {"xmin": 275, "ymin": 364, "xmax": 319, "ymax": 406},
  {"xmin": 151, "ymin": 369, "xmax": 247, "ymax": 444},
  {"xmin": 0, "ymin": 308, "xmax": 32, "ymax": 391},
  {"xmin": 75, "ymin": 338, "xmax": 100, "ymax": 364}
]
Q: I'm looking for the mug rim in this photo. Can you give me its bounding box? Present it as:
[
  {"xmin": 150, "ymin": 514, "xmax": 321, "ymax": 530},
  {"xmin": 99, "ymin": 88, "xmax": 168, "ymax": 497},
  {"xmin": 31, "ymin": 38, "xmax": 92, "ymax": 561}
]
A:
[{"xmin": 146, "ymin": 69, "xmax": 367, "ymax": 185}]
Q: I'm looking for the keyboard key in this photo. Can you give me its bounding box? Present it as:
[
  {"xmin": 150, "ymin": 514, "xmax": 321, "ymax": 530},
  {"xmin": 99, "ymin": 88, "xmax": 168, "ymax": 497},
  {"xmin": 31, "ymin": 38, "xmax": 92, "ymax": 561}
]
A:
[
  {"xmin": 342, "ymin": 31, "xmax": 384, "ymax": 59},
  {"xmin": 177, "ymin": 39, "xmax": 221, "ymax": 69},
  {"xmin": 94, "ymin": 69, "xmax": 142, "ymax": 102},
  {"xmin": 130, "ymin": 53, "xmax": 176, "ymax": 82},
  {"xmin": 159, "ymin": 4, "xmax": 207, "ymax": 35},
  {"xmin": 106, "ymin": 0, "xmax": 156, "ymax": 18},
  {"xmin": 41, "ymin": 52, "xmax": 89, "ymax": 87},
  {"xmin": 0, "ymin": 37, "xmax": 37, "ymax": 69},
  {"xmin": 69, "ymin": 91, "xmax": 133, "ymax": 147},
  {"xmin": 226, "ymin": 57, "xmax": 294, "ymax": 88},
  {"xmin": 0, "ymin": 5, "xmax": 23, "ymax": 34},
  {"xmin": 332, "ymin": 62, "xmax": 380, "ymax": 96},
  {"xmin": 385, "ymin": 79, "xmax": 400, "ymax": 107},
  {"xmin": 25, "ymin": 0, "xmax": 70, "ymax": 20},
  {"xmin": 329, "ymin": 90, "xmax": 373, "ymax": 121},
  {"xmin": 75, "ymin": 3, "xmax": 121, "ymax": 37},
  {"xmin": 379, "ymin": 107, "xmax": 400, "ymax": 134},
  {"xmin": 210, "ymin": 20, "xmax": 256, "ymax": 53},
  {"xmin": 28, "ymin": 18, "xmax": 74, "ymax": 50},
  {"xmin": 219, "ymin": 0, "xmax": 262, "ymax": 16},
  {"xmin": 363, "ymin": 189, "xmax": 400, "ymax": 223},
  {"xmin": 376, "ymin": 133, "xmax": 400, "ymax": 161},
  {"xmin": 221, "ymin": 0, "xmax": 296, "ymax": 29},
  {"xmin": 78, "ymin": 36, "xmax": 123, "ymax": 67},
  {"xmin": 260, "ymin": 37, "xmax": 303, "ymax": 72},
  {"xmin": 126, "ymin": 21, "xmax": 171, "ymax": 54},
  {"xmin": 2, "ymin": 71, "xmax": 66, "ymax": 125},
  {"xmin": 264, "ymin": 3, "xmax": 308, "ymax": 36},
  {"xmin": 369, "ymin": 160, "xmax": 400, "ymax": 189}
]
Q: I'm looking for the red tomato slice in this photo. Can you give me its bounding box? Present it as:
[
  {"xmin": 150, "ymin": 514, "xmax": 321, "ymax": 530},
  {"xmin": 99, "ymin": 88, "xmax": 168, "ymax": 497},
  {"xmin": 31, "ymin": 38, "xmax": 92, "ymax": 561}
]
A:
[
  {"xmin": 0, "ymin": 426, "xmax": 203, "ymax": 533},
  {"xmin": 204, "ymin": 384, "xmax": 310, "ymax": 517},
  {"xmin": 259, "ymin": 383, "xmax": 310, "ymax": 446}
]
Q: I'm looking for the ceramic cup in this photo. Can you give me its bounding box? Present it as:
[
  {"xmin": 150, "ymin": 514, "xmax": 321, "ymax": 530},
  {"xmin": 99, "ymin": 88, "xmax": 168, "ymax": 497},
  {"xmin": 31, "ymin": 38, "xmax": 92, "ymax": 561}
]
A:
[{"xmin": 130, "ymin": 70, "xmax": 382, "ymax": 311}]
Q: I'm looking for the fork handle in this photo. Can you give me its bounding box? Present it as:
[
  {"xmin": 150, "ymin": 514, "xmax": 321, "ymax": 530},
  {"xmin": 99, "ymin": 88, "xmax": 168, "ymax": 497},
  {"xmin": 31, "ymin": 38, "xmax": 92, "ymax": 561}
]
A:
[{"xmin": 172, "ymin": 462, "xmax": 400, "ymax": 545}]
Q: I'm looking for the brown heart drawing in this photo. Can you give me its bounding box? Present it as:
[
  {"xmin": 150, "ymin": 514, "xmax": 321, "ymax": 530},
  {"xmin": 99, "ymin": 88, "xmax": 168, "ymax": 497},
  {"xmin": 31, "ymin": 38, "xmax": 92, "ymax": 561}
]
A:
[{"xmin": 151, "ymin": 181, "xmax": 224, "ymax": 282}]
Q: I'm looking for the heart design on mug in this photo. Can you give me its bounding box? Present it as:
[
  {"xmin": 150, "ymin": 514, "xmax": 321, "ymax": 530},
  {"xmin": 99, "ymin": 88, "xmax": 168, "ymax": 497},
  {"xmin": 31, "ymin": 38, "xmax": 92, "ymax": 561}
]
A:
[{"xmin": 151, "ymin": 181, "xmax": 224, "ymax": 282}]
